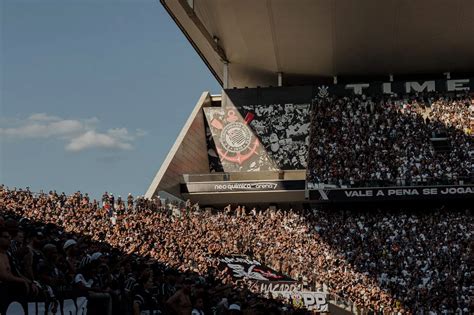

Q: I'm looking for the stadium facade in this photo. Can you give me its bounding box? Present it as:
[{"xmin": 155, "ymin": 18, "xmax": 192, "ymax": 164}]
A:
[{"xmin": 146, "ymin": 0, "xmax": 474, "ymax": 206}]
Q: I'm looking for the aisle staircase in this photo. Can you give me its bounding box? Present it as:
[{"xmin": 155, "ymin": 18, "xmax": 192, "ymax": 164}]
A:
[
  {"xmin": 430, "ymin": 134, "xmax": 451, "ymax": 154},
  {"xmin": 423, "ymin": 107, "xmax": 453, "ymax": 154}
]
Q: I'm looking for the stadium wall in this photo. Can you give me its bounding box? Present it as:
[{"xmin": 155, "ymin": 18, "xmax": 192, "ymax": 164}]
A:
[{"xmin": 145, "ymin": 92, "xmax": 213, "ymax": 198}]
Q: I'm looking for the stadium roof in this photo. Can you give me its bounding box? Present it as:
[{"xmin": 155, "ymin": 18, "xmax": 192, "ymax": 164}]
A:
[{"xmin": 161, "ymin": 0, "xmax": 474, "ymax": 87}]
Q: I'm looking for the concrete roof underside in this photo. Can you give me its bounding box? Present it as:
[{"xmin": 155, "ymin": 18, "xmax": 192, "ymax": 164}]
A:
[{"xmin": 161, "ymin": 0, "xmax": 474, "ymax": 88}]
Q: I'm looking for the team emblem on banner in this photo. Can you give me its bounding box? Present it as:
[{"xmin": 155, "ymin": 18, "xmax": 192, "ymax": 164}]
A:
[
  {"xmin": 220, "ymin": 122, "xmax": 252, "ymax": 153},
  {"xmin": 317, "ymin": 85, "xmax": 329, "ymax": 98},
  {"xmin": 211, "ymin": 110, "xmax": 259, "ymax": 165},
  {"xmin": 204, "ymin": 105, "xmax": 278, "ymax": 171}
]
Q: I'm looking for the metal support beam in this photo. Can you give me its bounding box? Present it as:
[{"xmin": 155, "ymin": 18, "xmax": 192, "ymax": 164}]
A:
[
  {"xmin": 223, "ymin": 62, "xmax": 229, "ymax": 89},
  {"xmin": 177, "ymin": 0, "xmax": 228, "ymax": 62}
]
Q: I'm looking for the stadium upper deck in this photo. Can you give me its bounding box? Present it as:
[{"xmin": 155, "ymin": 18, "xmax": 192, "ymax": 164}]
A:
[{"xmin": 146, "ymin": 0, "xmax": 474, "ymax": 205}]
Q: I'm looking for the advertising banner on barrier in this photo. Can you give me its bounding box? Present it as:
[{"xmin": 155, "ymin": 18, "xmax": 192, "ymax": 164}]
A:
[
  {"xmin": 182, "ymin": 180, "xmax": 305, "ymax": 193},
  {"xmin": 2, "ymin": 296, "xmax": 87, "ymax": 315},
  {"xmin": 309, "ymin": 185, "xmax": 474, "ymax": 202},
  {"xmin": 225, "ymin": 77, "xmax": 474, "ymax": 101}
]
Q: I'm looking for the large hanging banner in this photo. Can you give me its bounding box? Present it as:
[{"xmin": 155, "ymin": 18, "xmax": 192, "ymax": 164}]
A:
[
  {"xmin": 217, "ymin": 255, "xmax": 328, "ymax": 311},
  {"xmin": 218, "ymin": 256, "xmax": 295, "ymax": 282},
  {"xmin": 203, "ymin": 106, "xmax": 278, "ymax": 172},
  {"xmin": 236, "ymin": 103, "xmax": 311, "ymax": 170}
]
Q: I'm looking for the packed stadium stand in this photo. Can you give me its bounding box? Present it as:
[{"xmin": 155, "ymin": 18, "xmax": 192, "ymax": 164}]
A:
[
  {"xmin": 307, "ymin": 93, "xmax": 473, "ymax": 188},
  {"xmin": 1, "ymin": 187, "xmax": 473, "ymax": 314}
]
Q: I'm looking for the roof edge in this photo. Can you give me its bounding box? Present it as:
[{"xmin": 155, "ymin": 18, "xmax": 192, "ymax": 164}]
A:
[{"xmin": 159, "ymin": 0, "xmax": 223, "ymax": 87}]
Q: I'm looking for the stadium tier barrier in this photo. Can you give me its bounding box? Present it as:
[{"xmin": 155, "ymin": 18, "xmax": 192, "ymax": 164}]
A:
[{"xmin": 306, "ymin": 175, "xmax": 473, "ymax": 189}]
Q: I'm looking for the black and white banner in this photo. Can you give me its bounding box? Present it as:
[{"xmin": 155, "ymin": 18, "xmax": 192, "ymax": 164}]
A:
[
  {"xmin": 258, "ymin": 282, "xmax": 328, "ymax": 312},
  {"xmin": 217, "ymin": 256, "xmax": 328, "ymax": 312},
  {"xmin": 238, "ymin": 103, "xmax": 311, "ymax": 170},
  {"xmin": 309, "ymin": 185, "xmax": 474, "ymax": 202},
  {"xmin": 218, "ymin": 256, "xmax": 295, "ymax": 282},
  {"xmin": 226, "ymin": 77, "xmax": 474, "ymax": 101},
  {"xmin": 2, "ymin": 296, "xmax": 87, "ymax": 315},
  {"xmin": 269, "ymin": 291, "xmax": 328, "ymax": 312},
  {"xmin": 182, "ymin": 180, "xmax": 305, "ymax": 193}
]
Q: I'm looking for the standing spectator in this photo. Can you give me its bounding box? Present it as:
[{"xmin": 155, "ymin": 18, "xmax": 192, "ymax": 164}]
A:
[
  {"xmin": 0, "ymin": 226, "xmax": 34, "ymax": 296},
  {"xmin": 133, "ymin": 271, "xmax": 163, "ymax": 315},
  {"xmin": 166, "ymin": 278, "xmax": 193, "ymax": 315},
  {"xmin": 127, "ymin": 193, "xmax": 134, "ymax": 212}
]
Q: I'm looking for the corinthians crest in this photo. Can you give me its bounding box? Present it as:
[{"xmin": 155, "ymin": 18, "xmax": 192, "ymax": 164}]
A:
[
  {"xmin": 220, "ymin": 122, "xmax": 252, "ymax": 153},
  {"xmin": 212, "ymin": 110, "xmax": 259, "ymax": 165},
  {"xmin": 204, "ymin": 106, "xmax": 278, "ymax": 171},
  {"xmin": 317, "ymin": 85, "xmax": 329, "ymax": 98}
]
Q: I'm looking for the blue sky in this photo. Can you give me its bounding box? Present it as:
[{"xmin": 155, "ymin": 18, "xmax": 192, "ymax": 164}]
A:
[{"xmin": 0, "ymin": 0, "xmax": 220, "ymax": 199}]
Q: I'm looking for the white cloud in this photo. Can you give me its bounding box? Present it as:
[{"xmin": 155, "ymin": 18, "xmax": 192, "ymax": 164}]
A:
[
  {"xmin": 135, "ymin": 128, "xmax": 148, "ymax": 137},
  {"xmin": 0, "ymin": 118, "xmax": 84, "ymax": 138},
  {"xmin": 0, "ymin": 113, "xmax": 146, "ymax": 152},
  {"xmin": 66, "ymin": 130, "xmax": 133, "ymax": 152},
  {"xmin": 28, "ymin": 113, "xmax": 61, "ymax": 122},
  {"xmin": 106, "ymin": 128, "xmax": 134, "ymax": 141}
]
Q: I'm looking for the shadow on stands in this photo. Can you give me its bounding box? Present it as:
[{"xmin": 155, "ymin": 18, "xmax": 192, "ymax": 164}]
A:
[{"xmin": 0, "ymin": 208, "xmax": 314, "ymax": 315}]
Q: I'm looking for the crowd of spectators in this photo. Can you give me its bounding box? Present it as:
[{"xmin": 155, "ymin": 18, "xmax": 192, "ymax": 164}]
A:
[
  {"xmin": 0, "ymin": 187, "xmax": 310, "ymax": 315},
  {"xmin": 307, "ymin": 93, "xmax": 473, "ymax": 188},
  {"xmin": 1, "ymin": 186, "xmax": 472, "ymax": 314}
]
